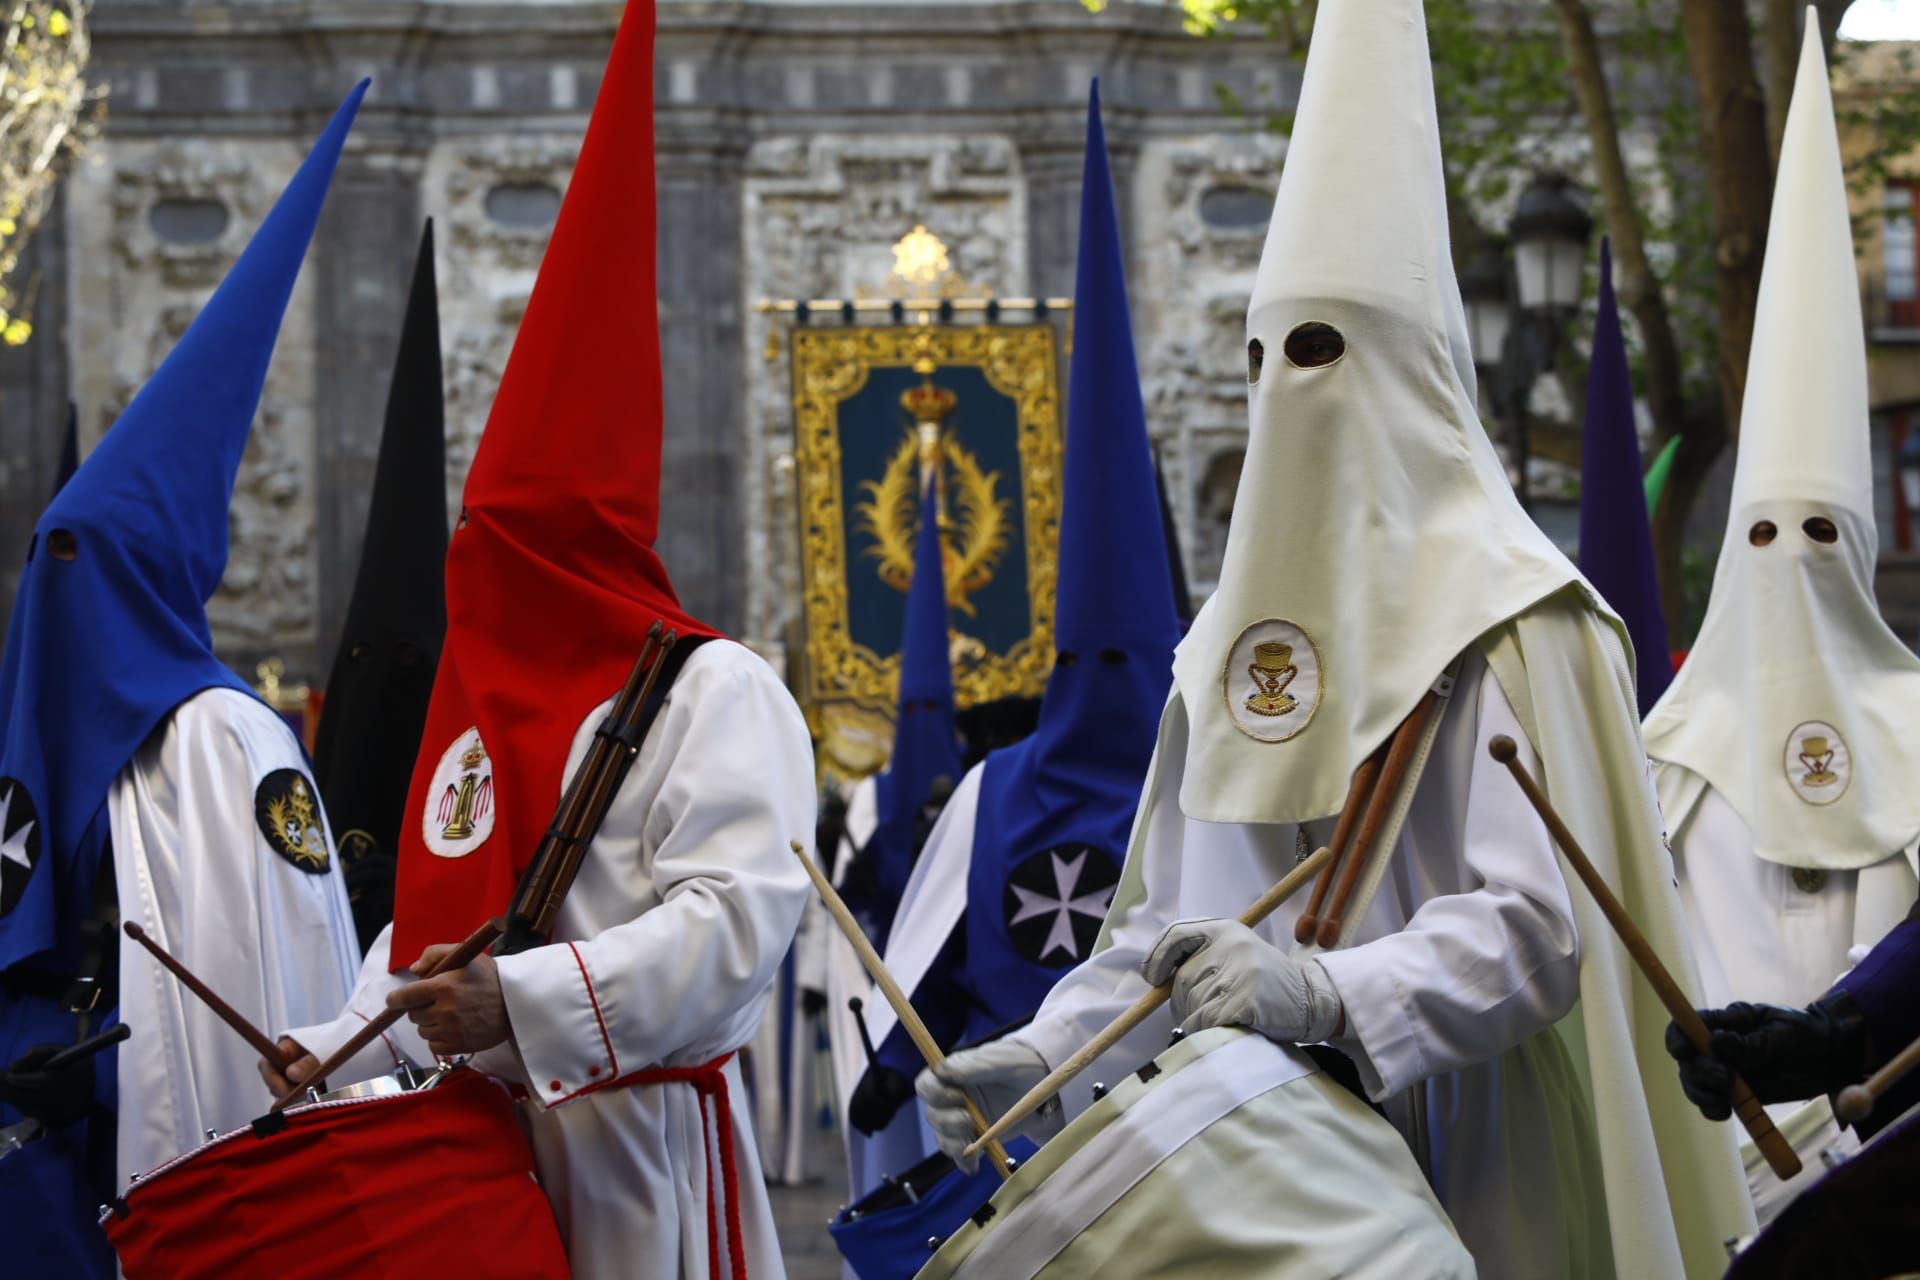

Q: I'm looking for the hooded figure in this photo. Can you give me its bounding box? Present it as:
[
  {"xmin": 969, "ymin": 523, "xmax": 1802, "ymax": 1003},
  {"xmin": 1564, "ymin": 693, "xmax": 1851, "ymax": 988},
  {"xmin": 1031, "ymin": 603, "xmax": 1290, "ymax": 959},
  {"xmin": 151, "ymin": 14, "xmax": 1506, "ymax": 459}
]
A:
[
  {"xmin": 312, "ymin": 220, "xmax": 448, "ymax": 953},
  {"xmin": 1579, "ymin": 239, "xmax": 1671, "ymax": 717},
  {"xmin": 276, "ymin": 8, "xmax": 812, "ymax": 1277},
  {"xmin": 825, "ymin": 478, "xmax": 964, "ymax": 1213},
  {"xmin": 848, "ymin": 477, "xmax": 963, "ymax": 943},
  {"xmin": 0, "ymin": 85, "xmax": 365, "ymax": 1275},
  {"xmin": 921, "ymin": 3, "xmax": 1753, "ymax": 1275},
  {"xmin": 1642, "ymin": 19, "xmax": 1920, "ymax": 1219},
  {"xmin": 854, "ymin": 81, "xmax": 1178, "ymax": 1139}
]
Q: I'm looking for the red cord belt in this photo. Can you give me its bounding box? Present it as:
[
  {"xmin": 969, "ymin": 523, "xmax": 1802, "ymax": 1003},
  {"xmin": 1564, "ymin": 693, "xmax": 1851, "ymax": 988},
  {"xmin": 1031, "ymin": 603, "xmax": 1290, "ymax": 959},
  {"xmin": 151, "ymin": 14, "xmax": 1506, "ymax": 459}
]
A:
[{"xmin": 619, "ymin": 1052, "xmax": 747, "ymax": 1280}]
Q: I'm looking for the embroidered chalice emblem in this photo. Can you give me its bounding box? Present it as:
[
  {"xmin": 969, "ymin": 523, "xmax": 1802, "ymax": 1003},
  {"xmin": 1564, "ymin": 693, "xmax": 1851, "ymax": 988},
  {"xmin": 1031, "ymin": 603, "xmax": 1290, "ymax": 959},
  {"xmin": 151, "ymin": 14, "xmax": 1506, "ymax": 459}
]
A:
[
  {"xmin": 440, "ymin": 740, "xmax": 491, "ymax": 839},
  {"xmin": 424, "ymin": 729, "xmax": 497, "ymax": 856},
  {"xmin": 1797, "ymin": 734, "xmax": 1838, "ymax": 789},
  {"xmin": 1783, "ymin": 720, "xmax": 1850, "ymax": 806},
  {"xmin": 1245, "ymin": 642, "xmax": 1299, "ymax": 718}
]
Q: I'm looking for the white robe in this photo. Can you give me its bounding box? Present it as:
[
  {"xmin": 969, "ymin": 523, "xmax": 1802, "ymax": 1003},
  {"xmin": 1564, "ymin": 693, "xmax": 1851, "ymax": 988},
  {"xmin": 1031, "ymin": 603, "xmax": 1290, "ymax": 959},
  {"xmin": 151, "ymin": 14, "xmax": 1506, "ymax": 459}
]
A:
[
  {"xmin": 1659, "ymin": 765, "xmax": 1918, "ymax": 1220},
  {"xmin": 111, "ymin": 687, "xmax": 359, "ymax": 1182},
  {"xmin": 1661, "ymin": 768, "xmax": 1919, "ymax": 1010},
  {"xmin": 1015, "ymin": 650, "xmax": 1584, "ymax": 1280},
  {"xmin": 287, "ymin": 641, "xmax": 814, "ymax": 1280}
]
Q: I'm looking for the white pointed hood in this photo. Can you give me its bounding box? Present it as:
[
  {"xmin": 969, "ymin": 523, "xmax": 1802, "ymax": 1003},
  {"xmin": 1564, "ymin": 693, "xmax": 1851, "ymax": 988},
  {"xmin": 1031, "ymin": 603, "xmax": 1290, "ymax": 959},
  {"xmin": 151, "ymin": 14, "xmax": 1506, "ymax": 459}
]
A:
[
  {"xmin": 1172, "ymin": 0, "xmax": 1582, "ymax": 825},
  {"xmin": 1644, "ymin": 16, "xmax": 1920, "ymax": 870}
]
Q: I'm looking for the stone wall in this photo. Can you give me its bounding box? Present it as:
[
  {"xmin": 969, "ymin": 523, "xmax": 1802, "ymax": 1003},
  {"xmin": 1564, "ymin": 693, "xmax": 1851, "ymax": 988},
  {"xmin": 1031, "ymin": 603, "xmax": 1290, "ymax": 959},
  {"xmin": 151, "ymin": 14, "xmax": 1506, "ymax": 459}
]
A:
[{"xmin": 0, "ymin": 1, "xmax": 1294, "ymax": 681}]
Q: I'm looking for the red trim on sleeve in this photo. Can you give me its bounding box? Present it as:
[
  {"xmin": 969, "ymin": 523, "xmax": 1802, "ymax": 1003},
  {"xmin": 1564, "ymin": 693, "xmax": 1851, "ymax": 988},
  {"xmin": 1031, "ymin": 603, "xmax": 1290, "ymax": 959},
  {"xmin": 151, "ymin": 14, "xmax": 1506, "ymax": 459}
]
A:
[{"xmin": 569, "ymin": 941, "xmax": 619, "ymax": 1078}]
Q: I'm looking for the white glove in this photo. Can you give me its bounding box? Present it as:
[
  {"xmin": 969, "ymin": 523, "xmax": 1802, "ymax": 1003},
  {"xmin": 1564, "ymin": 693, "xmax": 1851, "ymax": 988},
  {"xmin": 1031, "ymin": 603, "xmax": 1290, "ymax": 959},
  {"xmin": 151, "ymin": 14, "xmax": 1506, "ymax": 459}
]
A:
[
  {"xmin": 1143, "ymin": 919, "xmax": 1343, "ymax": 1043},
  {"xmin": 915, "ymin": 1038, "xmax": 1060, "ymax": 1173}
]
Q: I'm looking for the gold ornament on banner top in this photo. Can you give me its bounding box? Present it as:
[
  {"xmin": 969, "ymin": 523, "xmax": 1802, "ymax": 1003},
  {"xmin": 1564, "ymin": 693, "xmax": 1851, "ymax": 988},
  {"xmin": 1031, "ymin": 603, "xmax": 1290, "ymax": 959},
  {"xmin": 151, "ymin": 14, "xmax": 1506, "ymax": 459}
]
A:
[{"xmin": 759, "ymin": 227, "xmax": 1071, "ymax": 779}]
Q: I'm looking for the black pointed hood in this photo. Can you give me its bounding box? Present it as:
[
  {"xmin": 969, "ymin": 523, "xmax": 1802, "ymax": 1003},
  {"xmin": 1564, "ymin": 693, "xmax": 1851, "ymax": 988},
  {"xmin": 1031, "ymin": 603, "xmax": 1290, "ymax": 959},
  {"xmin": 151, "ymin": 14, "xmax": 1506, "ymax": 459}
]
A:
[{"xmin": 313, "ymin": 220, "xmax": 448, "ymax": 949}]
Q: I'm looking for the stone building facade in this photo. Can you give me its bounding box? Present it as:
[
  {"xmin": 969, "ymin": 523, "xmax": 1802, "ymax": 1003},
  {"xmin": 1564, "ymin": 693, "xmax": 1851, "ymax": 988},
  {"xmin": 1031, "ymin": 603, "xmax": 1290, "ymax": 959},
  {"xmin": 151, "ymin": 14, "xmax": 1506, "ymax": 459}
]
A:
[{"xmin": 0, "ymin": 0, "xmax": 1294, "ymax": 682}]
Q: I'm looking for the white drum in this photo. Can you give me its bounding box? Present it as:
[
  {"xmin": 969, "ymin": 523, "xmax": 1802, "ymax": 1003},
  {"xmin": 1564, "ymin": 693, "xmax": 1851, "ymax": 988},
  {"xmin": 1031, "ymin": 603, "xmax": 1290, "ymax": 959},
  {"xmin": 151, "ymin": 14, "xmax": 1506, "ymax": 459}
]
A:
[
  {"xmin": 1741, "ymin": 1095, "xmax": 1859, "ymax": 1226},
  {"xmin": 916, "ymin": 1027, "xmax": 1475, "ymax": 1280}
]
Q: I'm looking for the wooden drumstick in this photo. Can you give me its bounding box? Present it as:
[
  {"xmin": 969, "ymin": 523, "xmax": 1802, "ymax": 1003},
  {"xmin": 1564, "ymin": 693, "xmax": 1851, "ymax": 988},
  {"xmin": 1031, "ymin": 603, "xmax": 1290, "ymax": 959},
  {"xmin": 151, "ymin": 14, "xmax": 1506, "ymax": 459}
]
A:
[
  {"xmin": 964, "ymin": 843, "xmax": 1335, "ymax": 1161},
  {"xmin": 124, "ymin": 922, "xmax": 294, "ymax": 1073},
  {"xmin": 273, "ymin": 916, "xmax": 503, "ymax": 1111},
  {"xmin": 788, "ymin": 841, "xmax": 1015, "ymax": 1181},
  {"xmin": 1835, "ymin": 1029, "xmax": 1920, "ymax": 1124},
  {"xmin": 1486, "ymin": 736, "xmax": 1802, "ymax": 1180},
  {"xmin": 1294, "ymin": 745, "xmax": 1382, "ymax": 944},
  {"xmin": 1316, "ymin": 691, "xmax": 1440, "ymax": 948}
]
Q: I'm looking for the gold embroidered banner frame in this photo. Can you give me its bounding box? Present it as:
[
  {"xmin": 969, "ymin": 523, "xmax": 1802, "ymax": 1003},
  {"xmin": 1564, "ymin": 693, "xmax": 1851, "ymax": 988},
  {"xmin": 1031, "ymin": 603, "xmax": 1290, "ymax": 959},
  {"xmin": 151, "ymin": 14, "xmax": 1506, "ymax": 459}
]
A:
[{"xmin": 791, "ymin": 323, "xmax": 1063, "ymax": 724}]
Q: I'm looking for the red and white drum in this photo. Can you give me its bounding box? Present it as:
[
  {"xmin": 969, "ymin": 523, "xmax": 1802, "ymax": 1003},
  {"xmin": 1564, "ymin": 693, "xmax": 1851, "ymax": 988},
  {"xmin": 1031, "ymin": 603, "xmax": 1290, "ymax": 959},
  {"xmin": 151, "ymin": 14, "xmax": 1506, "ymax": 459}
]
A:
[{"xmin": 105, "ymin": 1067, "xmax": 568, "ymax": 1279}]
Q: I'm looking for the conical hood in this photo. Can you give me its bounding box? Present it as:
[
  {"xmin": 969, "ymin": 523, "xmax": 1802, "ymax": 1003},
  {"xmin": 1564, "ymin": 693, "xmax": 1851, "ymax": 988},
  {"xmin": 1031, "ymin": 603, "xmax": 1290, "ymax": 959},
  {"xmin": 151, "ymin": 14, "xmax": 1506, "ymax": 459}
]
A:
[
  {"xmin": 1578, "ymin": 239, "xmax": 1671, "ymax": 716},
  {"xmin": 865, "ymin": 478, "xmax": 962, "ymax": 938},
  {"xmin": 1644, "ymin": 15, "xmax": 1920, "ymax": 869},
  {"xmin": 391, "ymin": 1, "xmax": 720, "ymax": 965},
  {"xmin": 314, "ymin": 220, "xmax": 447, "ymax": 950},
  {"xmin": 973, "ymin": 81, "xmax": 1179, "ymax": 908},
  {"xmin": 1170, "ymin": 0, "xmax": 1581, "ymax": 826},
  {"xmin": 0, "ymin": 83, "xmax": 365, "ymax": 967}
]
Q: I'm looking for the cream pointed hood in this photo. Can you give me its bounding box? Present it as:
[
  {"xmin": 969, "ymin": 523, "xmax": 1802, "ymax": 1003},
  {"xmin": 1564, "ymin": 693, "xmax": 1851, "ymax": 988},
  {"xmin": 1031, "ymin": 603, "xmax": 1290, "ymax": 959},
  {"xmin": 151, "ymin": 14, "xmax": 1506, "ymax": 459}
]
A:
[
  {"xmin": 1644, "ymin": 15, "xmax": 1920, "ymax": 870},
  {"xmin": 1172, "ymin": 0, "xmax": 1582, "ymax": 825}
]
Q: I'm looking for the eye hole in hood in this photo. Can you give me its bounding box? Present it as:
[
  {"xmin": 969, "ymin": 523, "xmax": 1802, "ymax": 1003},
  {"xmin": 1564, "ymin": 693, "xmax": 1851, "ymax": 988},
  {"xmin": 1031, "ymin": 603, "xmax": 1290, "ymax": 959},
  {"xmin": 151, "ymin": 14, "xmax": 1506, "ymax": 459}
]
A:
[
  {"xmin": 46, "ymin": 529, "xmax": 77, "ymax": 562},
  {"xmin": 1749, "ymin": 520, "xmax": 1778, "ymax": 548},
  {"xmin": 1247, "ymin": 338, "xmax": 1264, "ymax": 385},
  {"xmin": 1284, "ymin": 321, "xmax": 1346, "ymax": 370},
  {"xmin": 1803, "ymin": 516, "xmax": 1838, "ymax": 545}
]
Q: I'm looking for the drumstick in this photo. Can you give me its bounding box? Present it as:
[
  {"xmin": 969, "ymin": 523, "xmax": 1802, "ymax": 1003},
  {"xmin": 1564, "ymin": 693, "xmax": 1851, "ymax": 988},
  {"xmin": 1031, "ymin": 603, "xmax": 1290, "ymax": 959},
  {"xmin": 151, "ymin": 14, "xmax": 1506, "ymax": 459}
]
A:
[
  {"xmin": 1835, "ymin": 1029, "xmax": 1920, "ymax": 1124},
  {"xmin": 789, "ymin": 840, "xmax": 1016, "ymax": 1181},
  {"xmin": 273, "ymin": 917, "xmax": 503, "ymax": 1111},
  {"xmin": 44, "ymin": 1023, "xmax": 131, "ymax": 1070},
  {"xmin": 1485, "ymin": 736, "xmax": 1802, "ymax": 1181},
  {"xmin": 1316, "ymin": 691, "xmax": 1440, "ymax": 947},
  {"xmin": 124, "ymin": 922, "xmax": 294, "ymax": 1073},
  {"xmin": 964, "ymin": 843, "xmax": 1335, "ymax": 1161},
  {"xmin": 1294, "ymin": 745, "xmax": 1382, "ymax": 944}
]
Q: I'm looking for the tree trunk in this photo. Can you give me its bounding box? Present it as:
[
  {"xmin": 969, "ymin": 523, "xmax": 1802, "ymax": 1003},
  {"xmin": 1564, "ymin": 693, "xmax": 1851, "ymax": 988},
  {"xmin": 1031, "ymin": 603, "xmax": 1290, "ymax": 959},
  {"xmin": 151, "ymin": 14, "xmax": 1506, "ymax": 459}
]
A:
[
  {"xmin": 1764, "ymin": 0, "xmax": 1799, "ymax": 165},
  {"xmin": 1679, "ymin": 0, "xmax": 1775, "ymax": 454},
  {"xmin": 1554, "ymin": 0, "xmax": 1707, "ymax": 630}
]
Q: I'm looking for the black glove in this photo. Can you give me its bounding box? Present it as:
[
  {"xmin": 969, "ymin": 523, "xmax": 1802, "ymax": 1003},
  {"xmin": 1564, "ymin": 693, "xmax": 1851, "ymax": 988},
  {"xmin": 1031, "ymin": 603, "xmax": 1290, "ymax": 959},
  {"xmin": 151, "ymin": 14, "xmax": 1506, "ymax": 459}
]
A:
[
  {"xmin": 848, "ymin": 1064, "xmax": 916, "ymax": 1137},
  {"xmin": 1665, "ymin": 995, "xmax": 1869, "ymax": 1122},
  {"xmin": 0, "ymin": 1042, "xmax": 97, "ymax": 1132},
  {"xmin": 800, "ymin": 987, "xmax": 828, "ymax": 1018}
]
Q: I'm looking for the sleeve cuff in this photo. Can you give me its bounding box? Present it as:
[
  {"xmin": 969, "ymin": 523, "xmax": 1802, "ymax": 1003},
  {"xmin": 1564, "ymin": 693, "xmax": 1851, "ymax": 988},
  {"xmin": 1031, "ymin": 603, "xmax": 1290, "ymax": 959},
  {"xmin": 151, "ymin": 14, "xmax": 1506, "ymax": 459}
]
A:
[
  {"xmin": 1313, "ymin": 947, "xmax": 1426, "ymax": 1101},
  {"xmin": 496, "ymin": 941, "xmax": 622, "ymax": 1108},
  {"xmin": 1011, "ymin": 1013, "xmax": 1079, "ymax": 1076},
  {"xmin": 282, "ymin": 1008, "xmax": 414, "ymax": 1088}
]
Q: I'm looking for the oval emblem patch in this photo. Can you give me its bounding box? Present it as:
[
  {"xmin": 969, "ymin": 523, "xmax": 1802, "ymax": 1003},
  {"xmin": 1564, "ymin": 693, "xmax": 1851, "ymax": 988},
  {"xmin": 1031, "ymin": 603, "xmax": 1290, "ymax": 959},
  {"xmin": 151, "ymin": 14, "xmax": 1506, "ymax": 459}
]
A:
[
  {"xmin": 1784, "ymin": 720, "xmax": 1850, "ymax": 806},
  {"xmin": 0, "ymin": 777, "xmax": 43, "ymax": 916},
  {"xmin": 1223, "ymin": 618, "xmax": 1323, "ymax": 742},
  {"xmin": 424, "ymin": 728, "xmax": 495, "ymax": 858},
  {"xmin": 255, "ymin": 769, "xmax": 331, "ymax": 874}
]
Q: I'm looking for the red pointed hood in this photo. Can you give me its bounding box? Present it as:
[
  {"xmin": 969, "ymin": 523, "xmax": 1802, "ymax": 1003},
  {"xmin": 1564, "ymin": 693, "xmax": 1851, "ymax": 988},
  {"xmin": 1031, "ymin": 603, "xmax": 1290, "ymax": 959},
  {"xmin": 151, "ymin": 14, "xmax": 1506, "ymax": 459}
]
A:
[{"xmin": 391, "ymin": 0, "xmax": 719, "ymax": 964}]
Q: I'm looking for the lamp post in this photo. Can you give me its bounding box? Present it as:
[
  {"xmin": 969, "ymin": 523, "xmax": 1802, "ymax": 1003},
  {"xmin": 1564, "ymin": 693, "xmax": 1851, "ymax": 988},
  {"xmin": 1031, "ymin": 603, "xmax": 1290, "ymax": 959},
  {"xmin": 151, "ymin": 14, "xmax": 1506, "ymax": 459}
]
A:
[{"xmin": 1480, "ymin": 174, "xmax": 1595, "ymax": 511}]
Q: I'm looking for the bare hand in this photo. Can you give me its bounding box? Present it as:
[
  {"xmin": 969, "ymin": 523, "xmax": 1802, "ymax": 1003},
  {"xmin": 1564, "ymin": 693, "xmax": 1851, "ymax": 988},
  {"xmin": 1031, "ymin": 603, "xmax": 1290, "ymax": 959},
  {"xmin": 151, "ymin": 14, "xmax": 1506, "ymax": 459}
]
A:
[
  {"xmin": 386, "ymin": 946, "xmax": 510, "ymax": 1058},
  {"xmin": 258, "ymin": 1037, "xmax": 321, "ymax": 1096}
]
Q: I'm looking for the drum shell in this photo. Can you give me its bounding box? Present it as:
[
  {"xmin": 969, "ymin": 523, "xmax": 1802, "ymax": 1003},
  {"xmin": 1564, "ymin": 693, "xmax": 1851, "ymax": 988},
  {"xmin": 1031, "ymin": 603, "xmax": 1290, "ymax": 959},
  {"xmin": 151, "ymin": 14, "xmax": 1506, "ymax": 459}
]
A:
[
  {"xmin": 915, "ymin": 1027, "xmax": 1471, "ymax": 1280},
  {"xmin": 105, "ymin": 1068, "xmax": 568, "ymax": 1279}
]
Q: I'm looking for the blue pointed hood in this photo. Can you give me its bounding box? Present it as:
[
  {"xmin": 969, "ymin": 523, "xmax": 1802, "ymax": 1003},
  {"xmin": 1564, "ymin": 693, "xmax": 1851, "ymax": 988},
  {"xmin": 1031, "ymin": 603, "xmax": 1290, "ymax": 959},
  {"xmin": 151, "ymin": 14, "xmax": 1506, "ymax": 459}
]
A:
[
  {"xmin": 0, "ymin": 82, "xmax": 366, "ymax": 970},
  {"xmin": 1577, "ymin": 238, "xmax": 1670, "ymax": 715},
  {"xmin": 962, "ymin": 81, "xmax": 1179, "ymax": 989},
  {"xmin": 867, "ymin": 476, "xmax": 962, "ymax": 936}
]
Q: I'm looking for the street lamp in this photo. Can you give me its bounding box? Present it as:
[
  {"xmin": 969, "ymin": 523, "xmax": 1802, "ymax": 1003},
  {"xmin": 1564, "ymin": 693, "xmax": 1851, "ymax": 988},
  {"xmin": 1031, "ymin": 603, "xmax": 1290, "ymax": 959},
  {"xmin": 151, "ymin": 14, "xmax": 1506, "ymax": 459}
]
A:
[
  {"xmin": 1493, "ymin": 173, "xmax": 1595, "ymax": 510},
  {"xmin": 1459, "ymin": 245, "xmax": 1513, "ymax": 374},
  {"xmin": 1510, "ymin": 173, "xmax": 1594, "ymax": 315}
]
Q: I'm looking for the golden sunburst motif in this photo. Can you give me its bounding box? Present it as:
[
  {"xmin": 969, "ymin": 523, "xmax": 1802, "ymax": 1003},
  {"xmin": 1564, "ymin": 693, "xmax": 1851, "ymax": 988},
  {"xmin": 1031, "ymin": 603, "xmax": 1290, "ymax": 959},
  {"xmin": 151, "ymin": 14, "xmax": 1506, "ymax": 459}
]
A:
[
  {"xmin": 855, "ymin": 429, "xmax": 1012, "ymax": 617},
  {"xmin": 256, "ymin": 770, "xmax": 329, "ymax": 873},
  {"xmin": 890, "ymin": 225, "xmax": 952, "ymax": 291}
]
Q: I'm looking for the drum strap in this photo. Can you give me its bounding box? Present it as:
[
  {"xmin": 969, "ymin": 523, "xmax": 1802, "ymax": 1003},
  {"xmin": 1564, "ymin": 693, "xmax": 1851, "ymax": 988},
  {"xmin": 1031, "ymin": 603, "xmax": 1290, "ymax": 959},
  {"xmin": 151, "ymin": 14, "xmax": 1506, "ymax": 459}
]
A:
[{"xmin": 617, "ymin": 1051, "xmax": 747, "ymax": 1279}]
